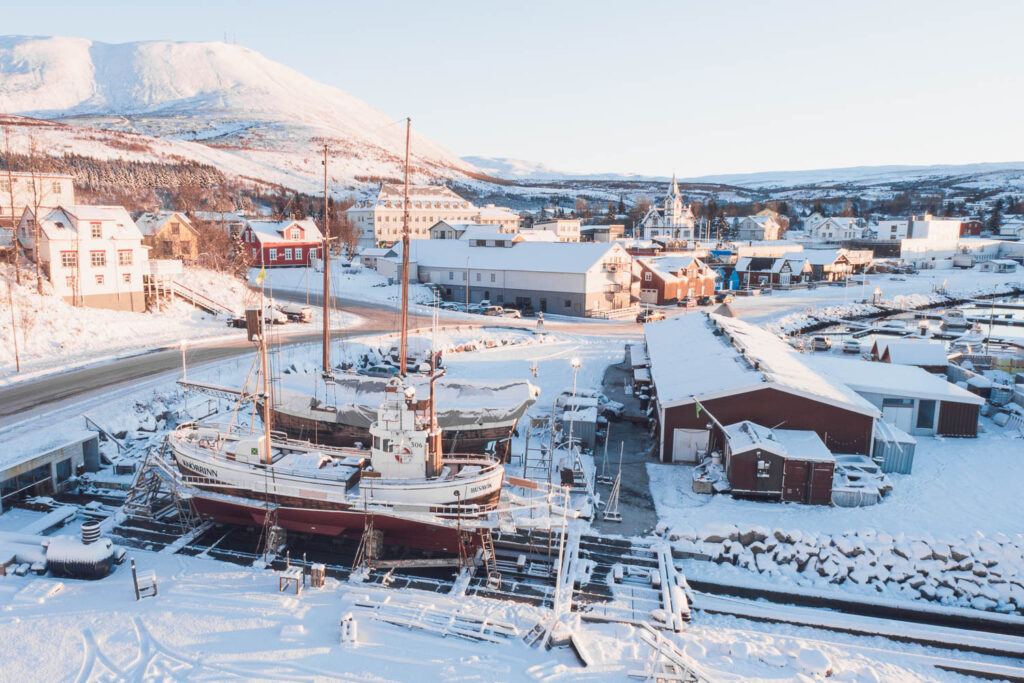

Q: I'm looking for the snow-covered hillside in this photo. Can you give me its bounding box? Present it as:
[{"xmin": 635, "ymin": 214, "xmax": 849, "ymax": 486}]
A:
[
  {"xmin": 0, "ymin": 36, "xmax": 487, "ymax": 192},
  {"xmin": 462, "ymin": 155, "xmax": 665, "ymax": 182}
]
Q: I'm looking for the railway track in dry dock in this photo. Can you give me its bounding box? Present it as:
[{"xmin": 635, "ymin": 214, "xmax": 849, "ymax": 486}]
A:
[{"xmin": 104, "ymin": 508, "xmax": 1024, "ymax": 670}]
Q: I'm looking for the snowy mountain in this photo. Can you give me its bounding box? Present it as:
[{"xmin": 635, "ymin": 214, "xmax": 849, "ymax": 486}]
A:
[
  {"xmin": 0, "ymin": 35, "xmax": 487, "ymax": 193},
  {"xmin": 682, "ymin": 162, "xmax": 1024, "ymax": 190},
  {"xmin": 462, "ymin": 155, "xmax": 667, "ymax": 182}
]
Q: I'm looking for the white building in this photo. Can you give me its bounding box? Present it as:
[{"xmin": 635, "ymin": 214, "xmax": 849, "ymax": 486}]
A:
[
  {"xmin": 381, "ymin": 240, "xmax": 637, "ymax": 317},
  {"xmin": 18, "ymin": 205, "xmax": 149, "ymax": 311},
  {"xmin": 0, "ymin": 172, "xmax": 75, "ymax": 225},
  {"xmin": 639, "ymin": 176, "xmax": 696, "ymax": 241},
  {"xmin": 871, "ymin": 219, "xmax": 910, "ymax": 240},
  {"xmin": 806, "ymin": 217, "xmax": 862, "ymax": 242},
  {"xmin": 899, "ymin": 214, "xmax": 963, "ymax": 267},
  {"xmin": 346, "ymin": 184, "xmax": 518, "ymax": 249},
  {"xmin": 531, "ymin": 218, "xmax": 581, "ymax": 242},
  {"xmin": 733, "ymin": 215, "xmax": 783, "ymax": 241}
]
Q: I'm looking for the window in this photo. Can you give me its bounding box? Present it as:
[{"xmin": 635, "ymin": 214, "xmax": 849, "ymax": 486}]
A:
[
  {"xmin": 122, "ymin": 273, "xmax": 131, "ymax": 284},
  {"xmin": 171, "ymin": 222, "xmax": 180, "ymax": 236},
  {"xmin": 284, "ymin": 248, "xmax": 293, "ymax": 260},
  {"xmin": 95, "ymin": 274, "xmax": 104, "ymax": 285},
  {"xmin": 90, "ymin": 223, "xmax": 102, "ymax": 239},
  {"xmin": 449, "ymin": 271, "xmax": 454, "ymax": 281},
  {"xmin": 251, "ymin": 248, "xmax": 257, "ymax": 259},
  {"xmin": 490, "ymin": 273, "xmax": 496, "ymax": 283},
  {"xmin": 916, "ymin": 400, "xmax": 936, "ymax": 430},
  {"xmin": 65, "ymin": 276, "xmax": 75, "ymax": 288},
  {"xmin": 60, "ymin": 251, "xmax": 77, "ymax": 267},
  {"xmin": 55, "ymin": 458, "xmax": 71, "ymax": 483},
  {"xmin": 756, "ymin": 459, "xmax": 770, "ymax": 478},
  {"xmin": 90, "ymin": 251, "xmax": 106, "ymax": 267},
  {"xmin": 564, "ymin": 299, "xmax": 572, "ymax": 308},
  {"xmin": 269, "ymin": 248, "xmax": 278, "ymax": 261},
  {"xmin": 475, "ymin": 273, "xmax": 481, "ymax": 281},
  {"xmin": 0, "ymin": 180, "xmax": 8, "ymax": 192},
  {"xmin": 51, "ymin": 181, "xmax": 62, "ymax": 194},
  {"xmin": 118, "ymin": 250, "xmax": 133, "ymax": 266},
  {"xmin": 644, "ymin": 272, "xmax": 652, "ymax": 282},
  {"xmin": 294, "ymin": 247, "xmax": 302, "ymax": 261}
]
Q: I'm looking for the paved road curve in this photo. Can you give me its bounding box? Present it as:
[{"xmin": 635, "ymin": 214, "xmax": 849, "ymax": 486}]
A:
[{"xmin": 0, "ymin": 289, "xmax": 642, "ymax": 425}]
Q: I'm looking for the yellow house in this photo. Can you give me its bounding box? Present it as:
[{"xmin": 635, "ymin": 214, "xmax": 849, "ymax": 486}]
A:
[{"xmin": 135, "ymin": 211, "xmax": 199, "ymax": 263}]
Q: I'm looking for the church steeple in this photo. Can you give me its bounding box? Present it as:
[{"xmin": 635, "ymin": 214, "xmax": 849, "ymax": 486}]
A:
[{"xmin": 669, "ymin": 173, "xmax": 680, "ymax": 198}]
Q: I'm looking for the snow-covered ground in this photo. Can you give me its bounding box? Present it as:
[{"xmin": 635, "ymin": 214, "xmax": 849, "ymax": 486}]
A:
[
  {"xmin": 0, "ymin": 265, "xmax": 359, "ymax": 383},
  {"xmin": 729, "ymin": 269, "xmax": 1024, "ymax": 328}
]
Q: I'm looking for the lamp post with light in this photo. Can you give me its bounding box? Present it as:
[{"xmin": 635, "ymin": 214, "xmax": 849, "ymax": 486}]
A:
[
  {"xmin": 566, "ymin": 357, "xmax": 581, "ymax": 470},
  {"xmin": 180, "ymin": 339, "xmax": 188, "ymax": 381}
]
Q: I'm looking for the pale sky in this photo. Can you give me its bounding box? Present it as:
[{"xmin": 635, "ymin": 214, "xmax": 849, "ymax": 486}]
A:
[{"xmin": 2, "ymin": 0, "xmax": 1022, "ymax": 177}]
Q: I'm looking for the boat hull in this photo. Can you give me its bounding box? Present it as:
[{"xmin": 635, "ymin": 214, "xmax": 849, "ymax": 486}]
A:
[
  {"xmin": 269, "ymin": 404, "xmax": 517, "ymax": 458},
  {"xmin": 188, "ymin": 494, "xmax": 476, "ymax": 553}
]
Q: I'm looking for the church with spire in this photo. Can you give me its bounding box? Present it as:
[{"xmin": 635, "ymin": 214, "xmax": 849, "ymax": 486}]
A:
[{"xmin": 638, "ymin": 174, "xmax": 696, "ymax": 241}]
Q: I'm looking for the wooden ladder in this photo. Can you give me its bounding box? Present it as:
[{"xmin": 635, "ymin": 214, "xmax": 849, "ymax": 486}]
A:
[{"xmin": 478, "ymin": 529, "xmax": 501, "ymax": 589}]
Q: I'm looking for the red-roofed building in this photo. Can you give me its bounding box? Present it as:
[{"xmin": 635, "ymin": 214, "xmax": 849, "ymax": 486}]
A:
[{"xmin": 241, "ymin": 219, "xmax": 324, "ymax": 267}]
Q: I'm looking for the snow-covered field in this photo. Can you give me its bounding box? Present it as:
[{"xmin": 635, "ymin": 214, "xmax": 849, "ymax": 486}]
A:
[
  {"xmin": 729, "ymin": 269, "xmax": 1024, "ymax": 328},
  {"xmin": 252, "ymin": 261, "xmax": 435, "ymax": 308}
]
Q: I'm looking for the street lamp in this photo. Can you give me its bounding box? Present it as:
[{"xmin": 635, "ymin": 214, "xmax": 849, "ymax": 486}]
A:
[
  {"xmin": 566, "ymin": 357, "xmax": 582, "ymax": 469},
  {"xmin": 180, "ymin": 339, "xmax": 188, "ymax": 381}
]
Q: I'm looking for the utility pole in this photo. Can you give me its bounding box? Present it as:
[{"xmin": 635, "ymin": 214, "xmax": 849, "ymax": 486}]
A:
[
  {"xmin": 7, "ymin": 278, "xmax": 19, "ymax": 373},
  {"xmin": 321, "ymin": 144, "xmax": 331, "ymax": 373},
  {"xmin": 398, "ymin": 118, "xmax": 411, "ymax": 376}
]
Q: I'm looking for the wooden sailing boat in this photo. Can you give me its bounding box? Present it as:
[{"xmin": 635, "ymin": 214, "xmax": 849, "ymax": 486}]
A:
[
  {"xmin": 246, "ymin": 124, "xmax": 534, "ymax": 455},
  {"xmin": 167, "ymin": 120, "xmax": 506, "ymax": 553}
]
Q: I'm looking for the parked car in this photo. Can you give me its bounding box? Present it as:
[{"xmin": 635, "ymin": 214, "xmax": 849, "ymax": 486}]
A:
[
  {"xmin": 467, "ymin": 303, "xmax": 484, "ymax": 314},
  {"xmin": 501, "ymin": 308, "xmax": 522, "ymax": 319},
  {"xmin": 697, "ymin": 295, "xmax": 713, "ymax": 306},
  {"xmin": 842, "ymin": 339, "xmax": 862, "ymax": 354},
  {"xmin": 677, "ymin": 297, "xmax": 697, "ymax": 308},
  {"xmin": 280, "ymin": 303, "xmax": 312, "ymax": 323},
  {"xmin": 359, "ymin": 364, "xmax": 400, "ymax": 378},
  {"xmin": 811, "ymin": 336, "xmax": 832, "ymax": 351},
  {"xmin": 715, "ymin": 292, "xmax": 735, "ymax": 304},
  {"xmin": 439, "ymin": 301, "xmax": 461, "ymax": 311},
  {"xmin": 636, "ymin": 309, "xmax": 666, "ymax": 323},
  {"xmin": 482, "ymin": 305, "xmax": 505, "ymax": 316}
]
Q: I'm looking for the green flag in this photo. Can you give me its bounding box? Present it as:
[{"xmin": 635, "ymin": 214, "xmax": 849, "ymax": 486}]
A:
[{"xmin": 695, "ymin": 399, "xmax": 703, "ymax": 419}]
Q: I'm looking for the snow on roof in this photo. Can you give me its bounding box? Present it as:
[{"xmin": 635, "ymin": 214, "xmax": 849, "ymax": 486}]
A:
[
  {"xmin": 45, "ymin": 536, "xmax": 115, "ymax": 564},
  {"xmin": 474, "ymin": 204, "xmax": 519, "ymax": 220},
  {"xmin": 134, "ymin": 211, "xmax": 193, "ymax": 236},
  {"xmin": 628, "ymin": 343, "xmax": 650, "ymax": 368},
  {"xmin": 882, "ymin": 340, "xmax": 949, "ymax": 367},
  {"xmin": 804, "ymin": 356, "xmax": 984, "ymax": 406},
  {"xmin": 800, "ymin": 249, "xmax": 843, "ymax": 266},
  {"xmin": 38, "ymin": 205, "xmax": 141, "ymax": 241},
  {"xmin": 723, "ymin": 421, "xmax": 834, "ymax": 462},
  {"xmin": 397, "ymin": 239, "xmax": 625, "ymax": 274},
  {"xmin": 514, "ymin": 230, "xmax": 557, "ymax": 242},
  {"xmin": 642, "ymin": 255, "xmax": 702, "ymax": 277},
  {"xmin": 644, "ymin": 313, "xmax": 879, "ymax": 416},
  {"xmin": 377, "ymin": 184, "xmax": 469, "ymax": 204},
  {"xmin": 873, "ymin": 418, "xmax": 917, "ymax": 446},
  {"xmin": 360, "ymin": 247, "xmax": 396, "ymax": 257},
  {"xmin": 459, "ymin": 225, "xmax": 515, "ymax": 242},
  {"xmin": 0, "ymin": 427, "xmax": 96, "ymax": 471},
  {"xmin": 247, "ymin": 219, "xmax": 323, "ymax": 244}
]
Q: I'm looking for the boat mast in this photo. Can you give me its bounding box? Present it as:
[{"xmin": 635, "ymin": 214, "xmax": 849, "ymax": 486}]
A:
[
  {"xmin": 321, "ymin": 143, "xmax": 331, "ymax": 376},
  {"xmin": 259, "ymin": 280, "xmax": 273, "ymax": 465},
  {"xmin": 399, "ymin": 117, "xmax": 411, "ymax": 377}
]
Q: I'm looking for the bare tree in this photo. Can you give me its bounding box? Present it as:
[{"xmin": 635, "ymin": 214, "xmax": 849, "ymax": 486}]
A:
[
  {"xmin": 26, "ymin": 135, "xmax": 51, "ymax": 296},
  {"xmin": 2, "ymin": 122, "xmax": 21, "ymax": 284}
]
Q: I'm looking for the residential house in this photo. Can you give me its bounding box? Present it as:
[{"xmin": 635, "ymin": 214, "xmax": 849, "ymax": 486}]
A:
[
  {"xmin": 241, "ymin": 219, "xmax": 324, "ymax": 267},
  {"xmin": 734, "ymin": 255, "xmax": 811, "ymax": 288},
  {"xmin": 998, "ymin": 220, "xmax": 1024, "ymax": 239},
  {"xmin": 807, "ymin": 217, "xmax": 862, "ymax": 242},
  {"xmin": 359, "ymin": 247, "xmax": 397, "ymax": 270},
  {"xmin": 18, "ymin": 205, "xmax": 149, "ymax": 311},
  {"xmin": 637, "ymin": 255, "xmax": 717, "ymax": 304},
  {"xmin": 639, "ymin": 176, "xmax": 696, "ymax": 241},
  {"xmin": 531, "ymin": 218, "xmax": 581, "ymax": 242},
  {"xmin": 802, "ymin": 249, "xmax": 853, "ymax": 281},
  {"xmin": 135, "ymin": 211, "xmax": 199, "ymax": 263},
  {"xmin": 733, "ymin": 215, "xmax": 783, "ymax": 241},
  {"xmin": 381, "ymin": 240, "xmax": 638, "ymax": 316},
  {"xmin": 871, "ymin": 219, "xmax": 910, "ymax": 240}
]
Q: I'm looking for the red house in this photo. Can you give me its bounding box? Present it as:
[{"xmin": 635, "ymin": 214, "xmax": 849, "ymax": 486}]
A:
[
  {"xmin": 959, "ymin": 218, "xmax": 982, "ymax": 236},
  {"xmin": 637, "ymin": 255, "xmax": 717, "ymax": 304},
  {"xmin": 242, "ymin": 219, "xmax": 324, "ymax": 267}
]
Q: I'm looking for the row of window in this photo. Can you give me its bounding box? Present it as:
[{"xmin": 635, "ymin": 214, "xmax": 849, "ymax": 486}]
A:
[
  {"xmin": 65, "ymin": 273, "xmax": 132, "ymax": 287},
  {"xmin": 0, "ymin": 180, "xmax": 63, "ymax": 194},
  {"xmin": 252, "ymin": 247, "xmax": 319, "ymax": 261},
  {"xmin": 447, "ymin": 271, "xmax": 498, "ymax": 283},
  {"xmin": 60, "ymin": 250, "xmax": 134, "ymax": 267}
]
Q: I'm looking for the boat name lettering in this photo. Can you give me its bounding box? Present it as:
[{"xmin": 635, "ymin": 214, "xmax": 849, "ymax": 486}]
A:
[{"xmin": 190, "ymin": 463, "xmax": 220, "ymax": 479}]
